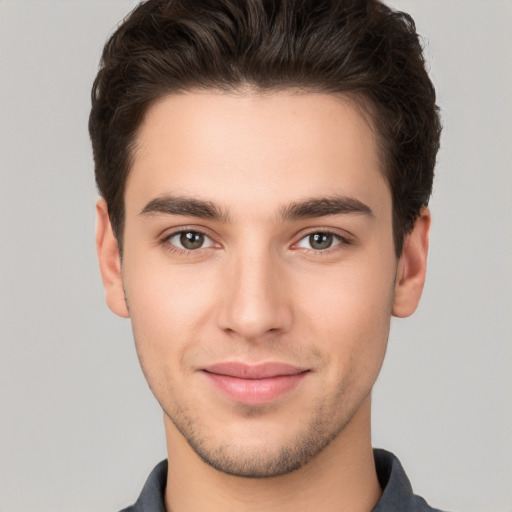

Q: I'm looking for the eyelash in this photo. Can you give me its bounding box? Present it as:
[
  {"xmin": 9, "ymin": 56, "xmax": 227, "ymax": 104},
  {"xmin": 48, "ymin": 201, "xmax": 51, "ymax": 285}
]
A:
[
  {"xmin": 159, "ymin": 228, "xmax": 216, "ymax": 256},
  {"xmin": 292, "ymin": 230, "xmax": 351, "ymax": 254},
  {"xmin": 159, "ymin": 228, "xmax": 351, "ymax": 256}
]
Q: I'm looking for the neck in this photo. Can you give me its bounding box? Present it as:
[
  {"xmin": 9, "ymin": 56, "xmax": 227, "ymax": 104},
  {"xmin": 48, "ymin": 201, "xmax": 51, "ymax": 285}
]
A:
[{"xmin": 163, "ymin": 396, "xmax": 381, "ymax": 512}]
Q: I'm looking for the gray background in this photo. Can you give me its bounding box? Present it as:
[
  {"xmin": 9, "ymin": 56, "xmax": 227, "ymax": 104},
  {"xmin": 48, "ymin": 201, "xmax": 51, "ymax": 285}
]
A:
[{"xmin": 0, "ymin": 1, "xmax": 510, "ymax": 511}]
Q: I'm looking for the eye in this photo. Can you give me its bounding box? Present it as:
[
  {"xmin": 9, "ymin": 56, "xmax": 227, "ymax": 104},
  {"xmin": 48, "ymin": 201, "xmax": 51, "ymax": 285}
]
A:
[
  {"xmin": 165, "ymin": 230, "xmax": 215, "ymax": 251},
  {"xmin": 295, "ymin": 232, "xmax": 344, "ymax": 251}
]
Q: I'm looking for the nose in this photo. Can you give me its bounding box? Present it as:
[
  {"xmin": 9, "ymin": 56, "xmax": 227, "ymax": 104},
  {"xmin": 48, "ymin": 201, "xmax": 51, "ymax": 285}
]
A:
[{"xmin": 217, "ymin": 248, "xmax": 293, "ymax": 341}]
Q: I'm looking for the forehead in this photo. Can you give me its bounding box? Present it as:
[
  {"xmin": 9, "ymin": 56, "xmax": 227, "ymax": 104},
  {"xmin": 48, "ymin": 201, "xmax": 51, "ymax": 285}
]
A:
[{"xmin": 126, "ymin": 90, "xmax": 390, "ymax": 220}]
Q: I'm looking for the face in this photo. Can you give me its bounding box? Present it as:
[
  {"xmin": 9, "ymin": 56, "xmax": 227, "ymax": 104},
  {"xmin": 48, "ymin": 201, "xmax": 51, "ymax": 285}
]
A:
[{"xmin": 97, "ymin": 90, "xmax": 428, "ymax": 478}]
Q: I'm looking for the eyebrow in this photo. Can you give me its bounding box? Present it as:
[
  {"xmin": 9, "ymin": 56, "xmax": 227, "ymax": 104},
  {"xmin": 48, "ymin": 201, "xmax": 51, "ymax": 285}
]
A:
[
  {"xmin": 139, "ymin": 195, "xmax": 231, "ymax": 222},
  {"xmin": 139, "ymin": 194, "xmax": 373, "ymax": 222},
  {"xmin": 279, "ymin": 196, "xmax": 374, "ymax": 221}
]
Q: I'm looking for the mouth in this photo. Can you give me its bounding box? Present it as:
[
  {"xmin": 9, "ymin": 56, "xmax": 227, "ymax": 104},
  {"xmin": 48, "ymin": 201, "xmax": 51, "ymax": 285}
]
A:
[{"xmin": 201, "ymin": 362, "xmax": 310, "ymax": 405}]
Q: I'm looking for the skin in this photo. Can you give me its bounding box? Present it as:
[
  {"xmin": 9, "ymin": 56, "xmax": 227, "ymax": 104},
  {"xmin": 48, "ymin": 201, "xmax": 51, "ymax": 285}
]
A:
[{"xmin": 96, "ymin": 90, "xmax": 430, "ymax": 512}]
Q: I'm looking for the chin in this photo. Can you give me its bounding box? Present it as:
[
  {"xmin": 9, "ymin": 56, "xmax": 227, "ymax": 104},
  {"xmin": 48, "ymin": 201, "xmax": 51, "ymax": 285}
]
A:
[{"xmin": 166, "ymin": 400, "xmax": 354, "ymax": 479}]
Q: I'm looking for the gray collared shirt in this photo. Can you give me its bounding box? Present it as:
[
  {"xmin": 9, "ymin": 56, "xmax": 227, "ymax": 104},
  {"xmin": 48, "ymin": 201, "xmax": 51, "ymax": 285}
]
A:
[{"xmin": 120, "ymin": 449, "xmax": 448, "ymax": 511}]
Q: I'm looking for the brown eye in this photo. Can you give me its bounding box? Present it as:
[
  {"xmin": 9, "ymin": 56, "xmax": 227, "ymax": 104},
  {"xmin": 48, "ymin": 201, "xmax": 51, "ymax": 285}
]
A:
[
  {"xmin": 296, "ymin": 232, "xmax": 343, "ymax": 251},
  {"xmin": 167, "ymin": 230, "xmax": 214, "ymax": 251},
  {"xmin": 309, "ymin": 233, "xmax": 334, "ymax": 250},
  {"xmin": 180, "ymin": 231, "xmax": 204, "ymax": 250}
]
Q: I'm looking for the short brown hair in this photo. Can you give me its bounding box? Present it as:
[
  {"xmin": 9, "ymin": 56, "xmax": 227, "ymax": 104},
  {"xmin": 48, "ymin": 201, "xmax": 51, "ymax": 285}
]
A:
[{"xmin": 89, "ymin": 0, "xmax": 441, "ymax": 255}]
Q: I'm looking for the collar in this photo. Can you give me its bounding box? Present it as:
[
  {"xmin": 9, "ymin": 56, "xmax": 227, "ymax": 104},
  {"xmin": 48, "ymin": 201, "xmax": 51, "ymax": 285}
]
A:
[{"xmin": 121, "ymin": 449, "xmax": 446, "ymax": 512}]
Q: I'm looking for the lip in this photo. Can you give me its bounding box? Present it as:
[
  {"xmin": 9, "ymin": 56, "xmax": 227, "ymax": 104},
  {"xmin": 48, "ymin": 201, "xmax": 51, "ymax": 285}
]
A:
[{"xmin": 202, "ymin": 362, "xmax": 309, "ymax": 405}]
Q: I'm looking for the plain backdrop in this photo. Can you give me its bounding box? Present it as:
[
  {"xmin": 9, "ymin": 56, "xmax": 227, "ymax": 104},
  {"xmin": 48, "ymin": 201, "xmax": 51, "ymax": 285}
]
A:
[{"xmin": 0, "ymin": 1, "xmax": 511, "ymax": 511}]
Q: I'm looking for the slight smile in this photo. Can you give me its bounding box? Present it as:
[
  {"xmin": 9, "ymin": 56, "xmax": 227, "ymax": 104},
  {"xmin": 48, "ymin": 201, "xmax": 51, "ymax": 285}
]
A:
[{"xmin": 202, "ymin": 362, "xmax": 310, "ymax": 405}]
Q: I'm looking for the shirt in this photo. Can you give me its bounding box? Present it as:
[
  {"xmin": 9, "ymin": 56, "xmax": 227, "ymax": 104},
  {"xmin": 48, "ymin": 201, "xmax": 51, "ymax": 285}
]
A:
[{"xmin": 120, "ymin": 448, "xmax": 447, "ymax": 511}]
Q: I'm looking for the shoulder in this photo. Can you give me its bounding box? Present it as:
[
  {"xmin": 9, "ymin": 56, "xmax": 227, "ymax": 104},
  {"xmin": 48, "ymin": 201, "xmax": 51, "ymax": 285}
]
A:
[
  {"xmin": 117, "ymin": 460, "xmax": 168, "ymax": 512},
  {"xmin": 372, "ymin": 449, "xmax": 450, "ymax": 512}
]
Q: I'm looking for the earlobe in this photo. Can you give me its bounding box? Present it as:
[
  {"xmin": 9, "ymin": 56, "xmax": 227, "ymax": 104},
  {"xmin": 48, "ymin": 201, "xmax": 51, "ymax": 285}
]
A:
[
  {"xmin": 392, "ymin": 207, "xmax": 431, "ymax": 318},
  {"xmin": 95, "ymin": 198, "xmax": 130, "ymax": 318}
]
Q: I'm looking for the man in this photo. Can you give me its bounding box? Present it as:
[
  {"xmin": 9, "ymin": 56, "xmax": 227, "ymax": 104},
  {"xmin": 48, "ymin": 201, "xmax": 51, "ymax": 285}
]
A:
[{"xmin": 90, "ymin": 0, "xmax": 444, "ymax": 510}]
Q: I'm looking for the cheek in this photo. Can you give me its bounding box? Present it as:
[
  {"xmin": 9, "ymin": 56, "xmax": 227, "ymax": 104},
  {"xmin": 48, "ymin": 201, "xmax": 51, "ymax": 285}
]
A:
[
  {"xmin": 124, "ymin": 236, "xmax": 217, "ymax": 313},
  {"xmin": 122, "ymin": 253, "xmax": 220, "ymax": 367},
  {"xmin": 295, "ymin": 255, "xmax": 395, "ymax": 383}
]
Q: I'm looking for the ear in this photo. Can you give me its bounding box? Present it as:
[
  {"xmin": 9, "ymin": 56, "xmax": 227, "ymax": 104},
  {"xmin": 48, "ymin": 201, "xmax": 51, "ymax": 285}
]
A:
[
  {"xmin": 392, "ymin": 207, "xmax": 431, "ymax": 318},
  {"xmin": 95, "ymin": 198, "xmax": 130, "ymax": 318}
]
